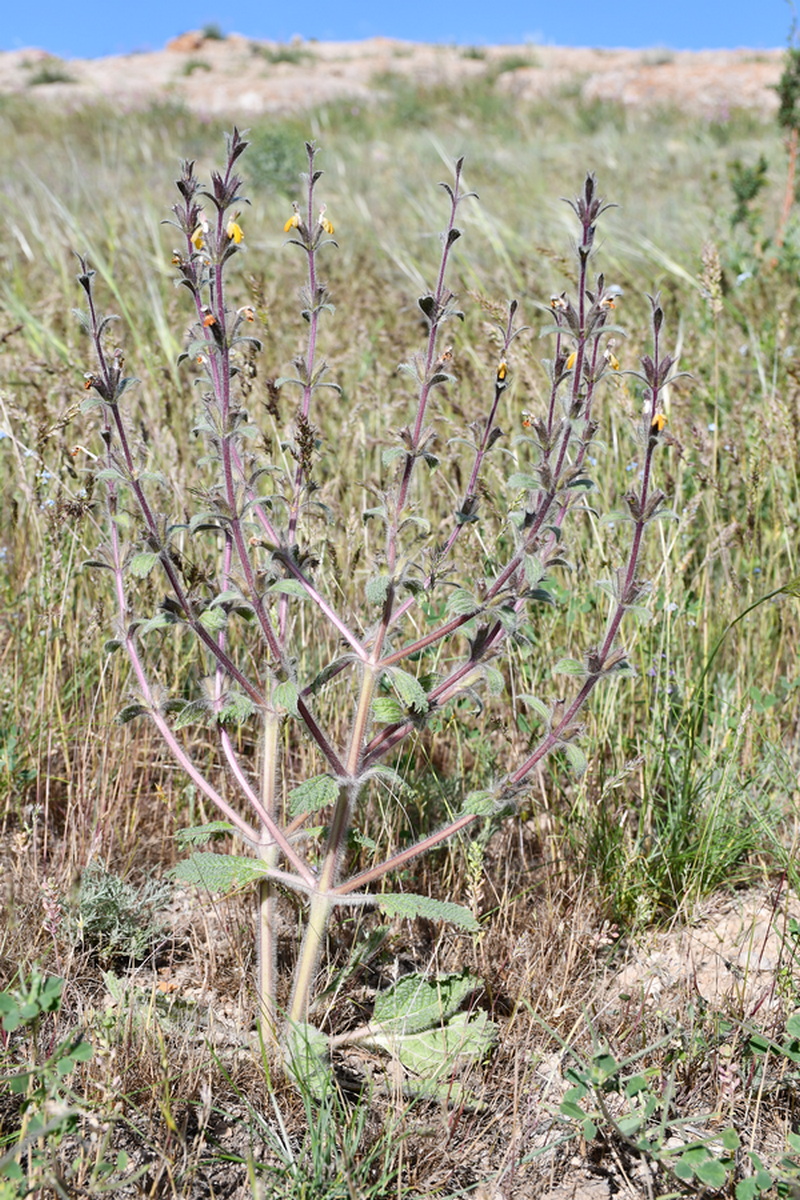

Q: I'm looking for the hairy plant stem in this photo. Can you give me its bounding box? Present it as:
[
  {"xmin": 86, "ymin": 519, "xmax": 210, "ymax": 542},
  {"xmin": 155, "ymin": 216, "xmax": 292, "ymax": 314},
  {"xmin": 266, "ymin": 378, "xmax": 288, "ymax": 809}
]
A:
[
  {"xmin": 288, "ymin": 663, "xmax": 378, "ymax": 1024},
  {"xmin": 257, "ymin": 710, "xmax": 281, "ymax": 1038}
]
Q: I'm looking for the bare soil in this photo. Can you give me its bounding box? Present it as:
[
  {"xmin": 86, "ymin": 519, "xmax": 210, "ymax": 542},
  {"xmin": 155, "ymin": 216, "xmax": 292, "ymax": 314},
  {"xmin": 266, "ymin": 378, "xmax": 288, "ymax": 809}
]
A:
[{"xmin": 0, "ymin": 34, "xmax": 784, "ymax": 119}]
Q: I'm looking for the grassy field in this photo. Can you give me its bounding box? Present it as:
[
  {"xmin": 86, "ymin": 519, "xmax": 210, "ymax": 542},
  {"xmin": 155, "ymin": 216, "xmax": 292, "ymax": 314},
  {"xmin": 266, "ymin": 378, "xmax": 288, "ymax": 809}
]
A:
[{"xmin": 2, "ymin": 71, "xmax": 800, "ymax": 1199}]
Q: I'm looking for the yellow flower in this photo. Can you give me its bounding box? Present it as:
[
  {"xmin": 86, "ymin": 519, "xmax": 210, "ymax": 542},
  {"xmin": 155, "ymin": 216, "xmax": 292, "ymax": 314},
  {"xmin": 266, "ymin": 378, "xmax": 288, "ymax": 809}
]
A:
[
  {"xmin": 496, "ymin": 360, "xmax": 507, "ymax": 383},
  {"xmin": 284, "ymin": 204, "xmax": 302, "ymax": 233},
  {"xmin": 226, "ymin": 219, "xmax": 244, "ymax": 244},
  {"xmin": 318, "ymin": 205, "xmax": 334, "ymax": 235},
  {"xmin": 190, "ymin": 226, "xmax": 205, "ymax": 251},
  {"xmin": 650, "ymin": 412, "xmax": 667, "ymax": 434},
  {"xmin": 566, "ymin": 351, "xmax": 577, "ymax": 370},
  {"xmin": 604, "ymin": 348, "xmax": 620, "ymax": 370}
]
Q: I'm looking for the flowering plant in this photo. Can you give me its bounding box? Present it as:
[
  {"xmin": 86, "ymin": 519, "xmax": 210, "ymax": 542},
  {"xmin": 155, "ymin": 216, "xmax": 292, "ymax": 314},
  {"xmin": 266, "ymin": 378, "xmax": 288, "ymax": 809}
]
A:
[{"xmin": 79, "ymin": 130, "xmax": 673, "ymax": 1078}]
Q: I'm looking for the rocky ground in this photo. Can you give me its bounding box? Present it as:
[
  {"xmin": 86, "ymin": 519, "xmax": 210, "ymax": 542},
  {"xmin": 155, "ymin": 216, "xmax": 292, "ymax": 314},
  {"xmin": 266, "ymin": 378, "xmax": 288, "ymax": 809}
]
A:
[{"xmin": 0, "ymin": 33, "xmax": 784, "ymax": 119}]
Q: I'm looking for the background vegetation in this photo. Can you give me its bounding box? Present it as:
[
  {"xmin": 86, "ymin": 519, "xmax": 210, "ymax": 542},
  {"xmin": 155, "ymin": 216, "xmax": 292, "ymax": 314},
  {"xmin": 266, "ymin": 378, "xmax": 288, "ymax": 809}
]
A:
[{"xmin": 1, "ymin": 67, "xmax": 800, "ymax": 1197}]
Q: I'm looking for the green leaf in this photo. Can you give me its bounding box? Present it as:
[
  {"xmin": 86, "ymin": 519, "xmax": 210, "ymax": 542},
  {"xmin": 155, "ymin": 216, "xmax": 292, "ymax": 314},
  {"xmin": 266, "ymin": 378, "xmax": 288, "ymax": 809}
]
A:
[
  {"xmin": 198, "ymin": 606, "xmax": 227, "ymax": 633},
  {"xmin": 484, "ymin": 666, "xmax": 505, "ymax": 696},
  {"xmin": 382, "ymin": 447, "xmax": 407, "ymax": 468},
  {"xmin": 518, "ymin": 693, "xmax": 552, "ymax": 723},
  {"xmin": 523, "ymin": 554, "xmax": 546, "ymax": 587},
  {"xmin": 552, "ymin": 657, "xmax": 587, "ymax": 677},
  {"xmin": 67, "ymin": 1039, "xmax": 93, "ymax": 1064},
  {"xmin": 136, "ymin": 612, "xmax": 177, "ymax": 636},
  {"xmin": 564, "ymin": 742, "xmax": 588, "ymax": 775},
  {"xmin": 175, "ymin": 821, "xmax": 236, "ymax": 845},
  {"xmin": 372, "ymin": 971, "xmax": 480, "ymax": 1034},
  {"xmin": 273, "ymin": 679, "xmax": 300, "ymax": 717},
  {"xmin": 391, "ymin": 668, "xmax": 429, "ymax": 714},
  {"xmin": 560, "ymin": 1099, "xmax": 587, "ymax": 1121},
  {"xmin": 288, "ymin": 774, "xmax": 339, "ymax": 817},
  {"xmin": 129, "ymin": 551, "xmax": 160, "ymax": 578},
  {"xmin": 721, "ymin": 1128, "xmax": 741, "ymax": 1152},
  {"xmin": 268, "ymin": 579, "xmax": 308, "ymax": 598},
  {"xmin": 170, "ymin": 852, "xmax": 267, "ymax": 894},
  {"xmin": 460, "ymin": 789, "xmax": 495, "ymax": 815},
  {"xmin": 590, "ymin": 1051, "xmax": 618, "ymax": 1084},
  {"xmin": 285, "ymin": 1022, "xmax": 333, "ymax": 1102},
  {"xmin": 219, "ymin": 692, "xmax": 254, "ymax": 726},
  {"xmin": 116, "ymin": 703, "xmax": 148, "ymax": 725},
  {"xmin": 366, "ymin": 574, "xmax": 392, "ymax": 606},
  {"xmin": 616, "ymin": 1113, "xmax": 644, "ymax": 1137},
  {"xmin": 378, "ymin": 1010, "xmax": 495, "ymax": 1086},
  {"xmin": 735, "ymin": 1180, "xmax": 761, "ymax": 1200},
  {"xmin": 171, "ymin": 699, "xmax": 207, "ymax": 730},
  {"xmin": 694, "ymin": 1158, "xmax": 728, "ymax": 1188},
  {"xmin": 624, "ymin": 1074, "xmax": 649, "ymax": 1098},
  {"xmin": 378, "ymin": 893, "xmax": 479, "ymax": 931},
  {"xmin": 673, "ymin": 1157, "xmax": 695, "ymax": 1182},
  {"xmin": 787, "ymin": 1012, "xmax": 800, "ymax": 1039},
  {"xmin": 372, "ymin": 696, "xmax": 405, "ymax": 724},
  {"xmin": 445, "ymin": 588, "xmax": 479, "ymax": 618},
  {"xmin": 362, "ymin": 504, "xmax": 388, "ymax": 525},
  {"xmin": 507, "ymin": 472, "xmax": 538, "ymax": 491}
]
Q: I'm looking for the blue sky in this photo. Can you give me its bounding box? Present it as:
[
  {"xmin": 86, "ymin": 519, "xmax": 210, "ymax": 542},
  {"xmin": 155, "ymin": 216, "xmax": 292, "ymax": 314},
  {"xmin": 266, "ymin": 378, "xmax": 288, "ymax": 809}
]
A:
[{"xmin": 2, "ymin": 0, "xmax": 791, "ymax": 59}]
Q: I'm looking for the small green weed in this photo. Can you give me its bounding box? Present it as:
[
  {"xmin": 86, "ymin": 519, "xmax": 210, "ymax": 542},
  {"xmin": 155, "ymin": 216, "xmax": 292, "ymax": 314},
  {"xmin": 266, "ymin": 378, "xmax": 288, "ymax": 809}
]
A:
[{"xmin": 66, "ymin": 862, "xmax": 171, "ymax": 964}]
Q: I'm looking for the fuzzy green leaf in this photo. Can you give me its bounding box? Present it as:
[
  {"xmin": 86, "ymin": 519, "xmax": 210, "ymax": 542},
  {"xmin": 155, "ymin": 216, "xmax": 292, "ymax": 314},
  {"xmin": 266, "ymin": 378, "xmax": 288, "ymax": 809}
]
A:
[
  {"xmin": 136, "ymin": 612, "xmax": 178, "ymax": 636},
  {"xmin": 129, "ymin": 551, "xmax": 160, "ymax": 578},
  {"xmin": 170, "ymin": 852, "xmax": 267, "ymax": 893},
  {"xmin": 552, "ymin": 657, "xmax": 587, "ymax": 677},
  {"xmin": 372, "ymin": 970, "xmax": 481, "ymax": 1034},
  {"xmin": 273, "ymin": 679, "xmax": 300, "ymax": 717},
  {"xmin": 507, "ymin": 471, "xmax": 539, "ymax": 491},
  {"xmin": 382, "ymin": 446, "xmax": 407, "ymax": 468},
  {"xmin": 285, "ymin": 1022, "xmax": 333, "ymax": 1101},
  {"xmin": 219, "ymin": 692, "xmax": 255, "ymax": 726},
  {"xmin": 268, "ymin": 579, "xmax": 308, "ymax": 598},
  {"xmin": 391, "ymin": 668, "xmax": 429, "ymax": 714},
  {"xmin": 288, "ymin": 774, "xmax": 339, "ymax": 817},
  {"xmin": 171, "ymin": 699, "xmax": 208, "ymax": 730},
  {"xmin": 445, "ymin": 588, "xmax": 479, "ymax": 618},
  {"xmin": 175, "ymin": 822, "xmax": 236, "ymax": 845},
  {"xmin": 460, "ymin": 789, "xmax": 495, "ymax": 815},
  {"xmin": 564, "ymin": 742, "xmax": 588, "ymax": 776},
  {"xmin": 372, "ymin": 696, "xmax": 405, "ymax": 723},
  {"xmin": 378, "ymin": 893, "xmax": 479, "ymax": 931},
  {"xmin": 378, "ymin": 1010, "xmax": 495, "ymax": 1085},
  {"xmin": 116, "ymin": 703, "xmax": 148, "ymax": 725},
  {"xmin": 366, "ymin": 574, "xmax": 392, "ymax": 606},
  {"xmin": 198, "ymin": 606, "xmax": 227, "ymax": 633}
]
